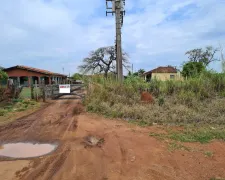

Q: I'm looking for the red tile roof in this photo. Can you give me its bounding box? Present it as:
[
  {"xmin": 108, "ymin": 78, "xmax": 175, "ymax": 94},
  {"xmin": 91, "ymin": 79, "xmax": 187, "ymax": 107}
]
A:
[
  {"xmin": 144, "ymin": 66, "xmax": 177, "ymax": 75},
  {"xmin": 4, "ymin": 65, "xmax": 67, "ymax": 77}
]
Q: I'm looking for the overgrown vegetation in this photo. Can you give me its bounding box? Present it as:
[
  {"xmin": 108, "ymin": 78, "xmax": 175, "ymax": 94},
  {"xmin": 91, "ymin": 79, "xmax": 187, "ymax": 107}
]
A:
[
  {"xmin": 0, "ymin": 99, "xmax": 38, "ymax": 117},
  {"xmin": 84, "ymin": 70, "xmax": 225, "ymax": 125},
  {"xmin": 0, "ymin": 69, "xmax": 8, "ymax": 82}
]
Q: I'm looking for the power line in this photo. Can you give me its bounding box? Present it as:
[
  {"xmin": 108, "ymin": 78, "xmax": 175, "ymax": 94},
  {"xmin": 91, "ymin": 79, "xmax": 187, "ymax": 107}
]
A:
[{"xmin": 106, "ymin": 0, "xmax": 125, "ymax": 82}]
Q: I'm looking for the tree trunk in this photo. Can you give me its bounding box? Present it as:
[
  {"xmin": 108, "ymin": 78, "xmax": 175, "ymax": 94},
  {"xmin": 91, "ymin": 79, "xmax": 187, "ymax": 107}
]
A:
[{"xmin": 104, "ymin": 72, "xmax": 108, "ymax": 78}]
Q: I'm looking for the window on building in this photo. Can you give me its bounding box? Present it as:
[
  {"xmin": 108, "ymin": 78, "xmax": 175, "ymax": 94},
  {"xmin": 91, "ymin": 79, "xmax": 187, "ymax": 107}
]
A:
[{"xmin": 170, "ymin": 75, "xmax": 175, "ymax": 79}]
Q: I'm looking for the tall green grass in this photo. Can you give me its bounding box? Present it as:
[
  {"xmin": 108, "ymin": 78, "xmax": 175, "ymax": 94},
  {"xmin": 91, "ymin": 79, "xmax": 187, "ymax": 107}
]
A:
[{"xmin": 83, "ymin": 71, "xmax": 225, "ymax": 125}]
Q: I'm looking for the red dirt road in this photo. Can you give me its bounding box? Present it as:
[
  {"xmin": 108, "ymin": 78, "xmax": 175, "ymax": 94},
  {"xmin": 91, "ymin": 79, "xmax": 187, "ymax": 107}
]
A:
[{"xmin": 0, "ymin": 95, "xmax": 225, "ymax": 180}]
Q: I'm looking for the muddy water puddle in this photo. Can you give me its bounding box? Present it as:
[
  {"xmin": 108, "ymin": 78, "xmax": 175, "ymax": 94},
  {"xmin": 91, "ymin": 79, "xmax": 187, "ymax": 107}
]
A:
[{"xmin": 0, "ymin": 142, "xmax": 58, "ymax": 158}]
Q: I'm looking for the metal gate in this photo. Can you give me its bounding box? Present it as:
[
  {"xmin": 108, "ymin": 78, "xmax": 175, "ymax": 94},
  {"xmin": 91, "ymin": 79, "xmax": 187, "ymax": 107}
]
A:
[{"xmin": 43, "ymin": 84, "xmax": 85, "ymax": 99}]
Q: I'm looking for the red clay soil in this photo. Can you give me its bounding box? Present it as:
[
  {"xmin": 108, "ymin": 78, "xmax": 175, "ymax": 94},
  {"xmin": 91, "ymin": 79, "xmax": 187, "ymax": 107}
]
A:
[
  {"xmin": 0, "ymin": 95, "xmax": 225, "ymax": 180},
  {"xmin": 140, "ymin": 91, "xmax": 154, "ymax": 103}
]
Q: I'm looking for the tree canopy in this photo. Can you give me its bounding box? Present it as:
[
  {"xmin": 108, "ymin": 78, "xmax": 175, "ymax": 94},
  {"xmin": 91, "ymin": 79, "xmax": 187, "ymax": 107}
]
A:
[
  {"xmin": 181, "ymin": 61, "xmax": 206, "ymax": 78},
  {"xmin": 185, "ymin": 46, "xmax": 219, "ymax": 66},
  {"xmin": 72, "ymin": 73, "xmax": 82, "ymax": 80},
  {"xmin": 78, "ymin": 46, "xmax": 130, "ymax": 78},
  {"xmin": 130, "ymin": 69, "xmax": 145, "ymax": 77},
  {"xmin": 0, "ymin": 70, "xmax": 8, "ymax": 81},
  {"xmin": 137, "ymin": 69, "xmax": 145, "ymax": 76}
]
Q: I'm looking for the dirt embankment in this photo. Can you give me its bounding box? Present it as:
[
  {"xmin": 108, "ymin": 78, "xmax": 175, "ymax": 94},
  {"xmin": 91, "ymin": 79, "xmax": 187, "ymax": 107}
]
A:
[{"xmin": 0, "ymin": 95, "xmax": 225, "ymax": 180}]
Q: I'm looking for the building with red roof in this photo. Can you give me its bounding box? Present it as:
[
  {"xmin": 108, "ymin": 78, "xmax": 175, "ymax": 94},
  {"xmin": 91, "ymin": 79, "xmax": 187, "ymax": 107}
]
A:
[
  {"xmin": 3, "ymin": 65, "xmax": 67, "ymax": 86},
  {"xmin": 143, "ymin": 66, "xmax": 183, "ymax": 81}
]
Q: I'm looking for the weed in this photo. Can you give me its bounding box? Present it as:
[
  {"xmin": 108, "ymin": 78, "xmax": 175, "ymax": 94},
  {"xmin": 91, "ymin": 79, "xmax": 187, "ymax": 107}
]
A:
[
  {"xmin": 16, "ymin": 107, "xmax": 27, "ymax": 112},
  {"xmin": 148, "ymin": 79, "xmax": 161, "ymax": 97},
  {"xmin": 149, "ymin": 132, "xmax": 167, "ymax": 140},
  {"xmin": 12, "ymin": 99, "xmax": 23, "ymax": 103},
  {"xmin": 204, "ymin": 151, "xmax": 214, "ymax": 157},
  {"xmin": 169, "ymin": 128, "xmax": 225, "ymax": 143},
  {"xmin": 158, "ymin": 96, "xmax": 165, "ymax": 106},
  {"xmin": 0, "ymin": 100, "xmax": 38, "ymax": 116},
  {"xmin": 168, "ymin": 142, "xmax": 191, "ymax": 152},
  {"xmin": 149, "ymin": 127, "xmax": 225, "ymax": 143},
  {"xmin": 136, "ymin": 120, "xmax": 150, "ymax": 127},
  {"xmin": 0, "ymin": 109, "xmax": 7, "ymax": 116},
  {"xmin": 84, "ymin": 72, "xmax": 225, "ymax": 125},
  {"xmin": 210, "ymin": 177, "xmax": 225, "ymax": 180}
]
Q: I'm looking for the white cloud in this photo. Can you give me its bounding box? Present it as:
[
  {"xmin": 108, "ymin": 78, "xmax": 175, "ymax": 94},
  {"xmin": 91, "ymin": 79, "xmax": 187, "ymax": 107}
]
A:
[{"xmin": 0, "ymin": 0, "xmax": 225, "ymax": 74}]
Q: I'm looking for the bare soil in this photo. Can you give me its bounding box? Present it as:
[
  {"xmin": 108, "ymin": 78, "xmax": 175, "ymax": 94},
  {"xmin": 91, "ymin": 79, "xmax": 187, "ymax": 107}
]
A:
[
  {"xmin": 0, "ymin": 94, "xmax": 225, "ymax": 180},
  {"xmin": 0, "ymin": 101, "xmax": 44, "ymax": 126}
]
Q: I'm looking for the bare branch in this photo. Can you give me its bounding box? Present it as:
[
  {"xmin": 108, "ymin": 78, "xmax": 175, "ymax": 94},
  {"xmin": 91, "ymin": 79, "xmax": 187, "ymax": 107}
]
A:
[
  {"xmin": 185, "ymin": 46, "xmax": 219, "ymax": 66},
  {"xmin": 78, "ymin": 46, "xmax": 130, "ymax": 77}
]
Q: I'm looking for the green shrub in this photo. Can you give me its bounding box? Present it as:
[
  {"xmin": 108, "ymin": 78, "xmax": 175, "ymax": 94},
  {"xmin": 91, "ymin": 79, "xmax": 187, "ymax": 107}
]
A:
[
  {"xmin": 158, "ymin": 96, "xmax": 165, "ymax": 106},
  {"xmin": 124, "ymin": 75, "xmax": 148, "ymax": 90},
  {"xmin": 0, "ymin": 70, "xmax": 8, "ymax": 81},
  {"xmin": 12, "ymin": 99, "xmax": 23, "ymax": 103},
  {"xmin": 84, "ymin": 71, "xmax": 225, "ymax": 125},
  {"xmin": 150, "ymin": 127, "xmax": 225, "ymax": 143},
  {"xmin": 0, "ymin": 109, "xmax": 7, "ymax": 116},
  {"xmin": 164, "ymin": 80, "xmax": 177, "ymax": 95},
  {"xmin": 148, "ymin": 79, "xmax": 161, "ymax": 97},
  {"xmin": 178, "ymin": 90, "xmax": 196, "ymax": 107},
  {"xmin": 169, "ymin": 128, "xmax": 225, "ymax": 143}
]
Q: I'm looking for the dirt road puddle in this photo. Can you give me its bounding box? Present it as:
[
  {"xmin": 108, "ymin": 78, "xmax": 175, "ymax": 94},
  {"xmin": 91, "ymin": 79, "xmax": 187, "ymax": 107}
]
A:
[{"xmin": 0, "ymin": 142, "xmax": 57, "ymax": 158}]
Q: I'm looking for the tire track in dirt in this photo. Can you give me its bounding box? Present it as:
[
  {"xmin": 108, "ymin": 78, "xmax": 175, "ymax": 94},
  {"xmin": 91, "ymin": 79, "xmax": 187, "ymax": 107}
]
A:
[
  {"xmin": 40, "ymin": 109, "xmax": 77, "ymax": 179},
  {"xmin": 0, "ymin": 103, "xmax": 51, "ymax": 141},
  {"xmin": 39, "ymin": 98, "xmax": 80, "ymax": 180},
  {"xmin": 1, "ymin": 93, "xmax": 225, "ymax": 180},
  {"xmin": 62, "ymin": 116, "xmax": 77, "ymax": 140},
  {"xmin": 112, "ymin": 131, "xmax": 127, "ymax": 180},
  {"xmin": 43, "ymin": 146, "xmax": 70, "ymax": 180}
]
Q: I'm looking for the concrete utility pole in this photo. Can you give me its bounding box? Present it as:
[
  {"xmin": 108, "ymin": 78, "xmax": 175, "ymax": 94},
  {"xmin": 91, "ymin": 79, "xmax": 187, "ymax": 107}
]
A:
[{"xmin": 106, "ymin": 0, "xmax": 125, "ymax": 82}]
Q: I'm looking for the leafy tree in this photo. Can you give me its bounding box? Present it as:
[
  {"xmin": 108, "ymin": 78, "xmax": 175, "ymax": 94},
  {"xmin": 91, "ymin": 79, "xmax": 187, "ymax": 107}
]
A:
[
  {"xmin": 137, "ymin": 69, "xmax": 145, "ymax": 76},
  {"xmin": 131, "ymin": 69, "xmax": 145, "ymax": 77},
  {"xmin": 133, "ymin": 72, "xmax": 138, "ymax": 76},
  {"xmin": 0, "ymin": 70, "xmax": 8, "ymax": 81},
  {"xmin": 72, "ymin": 73, "xmax": 82, "ymax": 80},
  {"xmin": 181, "ymin": 61, "xmax": 206, "ymax": 78},
  {"xmin": 128, "ymin": 71, "xmax": 132, "ymax": 76},
  {"xmin": 185, "ymin": 46, "xmax": 219, "ymax": 66},
  {"xmin": 78, "ymin": 46, "xmax": 129, "ymax": 78}
]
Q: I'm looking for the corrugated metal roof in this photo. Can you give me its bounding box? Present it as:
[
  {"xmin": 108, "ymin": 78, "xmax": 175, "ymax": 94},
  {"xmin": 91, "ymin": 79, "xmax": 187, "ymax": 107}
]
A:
[{"xmin": 4, "ymin": 65, "xmax": 67, "ymax": 77}]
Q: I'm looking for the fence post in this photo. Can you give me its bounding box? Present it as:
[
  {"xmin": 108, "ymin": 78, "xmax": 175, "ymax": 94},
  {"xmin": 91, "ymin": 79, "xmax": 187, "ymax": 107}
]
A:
[
  {"xmin": 35, "ymin": 80, "xmax": 38, "ymax": 101},
  {"xmin": 12, "ymin": 81, "xmax": 17, "ymax": 99},
  {"xmin": 41, "ymin": 80, "xmax": 46, "ymax": 102},
  {"xmin": 51, "ymin": 85, "xmax": 54, "ymax": 99},
  {"xmin": 31, "ymin": 83, "xmax": 34, "ymax": 100}
]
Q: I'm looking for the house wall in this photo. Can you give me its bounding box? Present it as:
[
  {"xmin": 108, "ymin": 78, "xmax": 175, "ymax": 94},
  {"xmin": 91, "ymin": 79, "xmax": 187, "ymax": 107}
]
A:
[
  {"xmin": 4, "ymin": 69, "xmax": 66, "ymax": 86},
  {"xmin": 151, "ymin": 72, "xmax": 183, "ymax": 81}
]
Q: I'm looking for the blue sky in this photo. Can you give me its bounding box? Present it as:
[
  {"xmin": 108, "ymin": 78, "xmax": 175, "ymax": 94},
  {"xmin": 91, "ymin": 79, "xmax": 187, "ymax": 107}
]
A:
[{"xmin": 0, "ymin": 0, "xmax": 225, "ymax": 75}]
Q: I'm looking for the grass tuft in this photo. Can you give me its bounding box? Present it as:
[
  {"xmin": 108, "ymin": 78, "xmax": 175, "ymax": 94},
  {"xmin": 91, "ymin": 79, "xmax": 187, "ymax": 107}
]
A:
[
  {"xmin": 168, "ymin": 142, "xmax": 191, "ymax": 152},
  {"xmin": 0, "ymin": 99, "xmax": 38, "ymax": 117},
  {"xmin": 204, "ymin": 151, "xmax": 214, "ymax": 157},
  {"xmin": 149, "ymin": 127, "xmax": 225, "ymax": 143}
]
